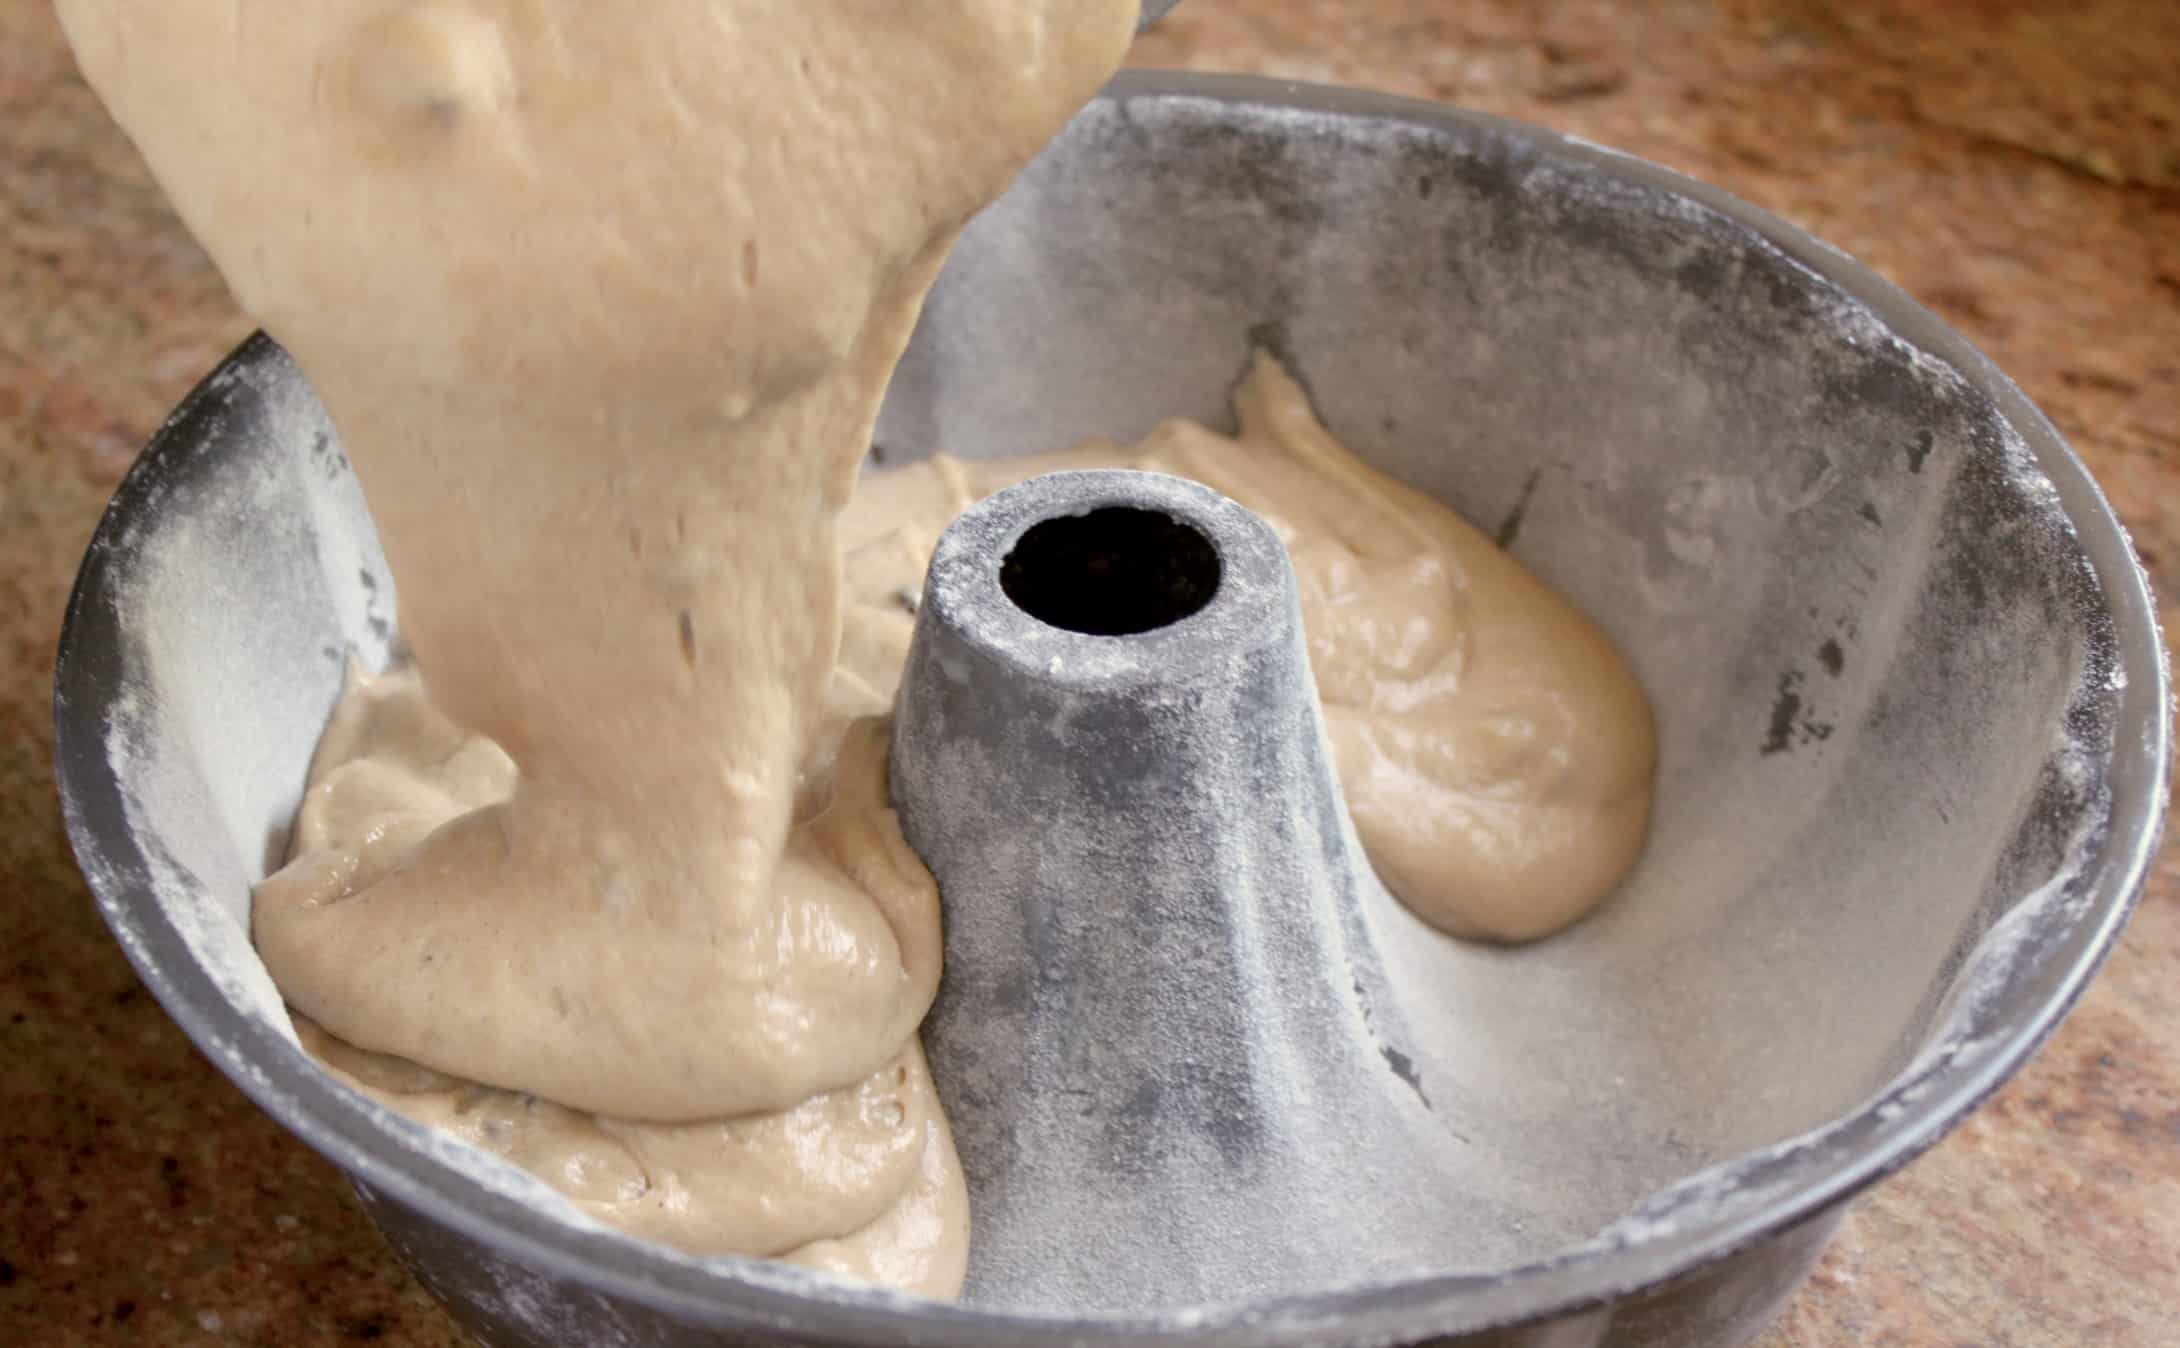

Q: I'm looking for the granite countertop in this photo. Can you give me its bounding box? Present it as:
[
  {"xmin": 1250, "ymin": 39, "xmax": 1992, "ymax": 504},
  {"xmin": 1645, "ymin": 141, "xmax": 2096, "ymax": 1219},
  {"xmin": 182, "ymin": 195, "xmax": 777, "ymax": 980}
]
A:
[{"xmin": 3, "ymin": 1, "xmax": 2174, "ymax": 1343}]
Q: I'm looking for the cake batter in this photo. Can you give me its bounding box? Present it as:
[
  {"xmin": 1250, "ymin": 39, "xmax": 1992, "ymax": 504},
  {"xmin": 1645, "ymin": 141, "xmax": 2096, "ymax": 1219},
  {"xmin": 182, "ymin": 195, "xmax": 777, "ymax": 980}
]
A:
[
  {"xmin": 250, "ymin": 348, "xmax": 1653, "ymax": 1286},
  {"xmin": 58, "ymin": 0, "xmax": 1653, "ymax": 1298},
  {"xmin": 58, "ymin": 0, "xmax": 1141, "ymax": 1296}
]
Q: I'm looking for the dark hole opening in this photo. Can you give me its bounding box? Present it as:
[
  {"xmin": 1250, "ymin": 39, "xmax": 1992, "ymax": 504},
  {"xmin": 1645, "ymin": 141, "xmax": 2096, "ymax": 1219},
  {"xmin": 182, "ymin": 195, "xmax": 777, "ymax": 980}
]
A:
[{"xmin": 1000, "ymin": 507, "xmax": 1221, "ymax": 636}]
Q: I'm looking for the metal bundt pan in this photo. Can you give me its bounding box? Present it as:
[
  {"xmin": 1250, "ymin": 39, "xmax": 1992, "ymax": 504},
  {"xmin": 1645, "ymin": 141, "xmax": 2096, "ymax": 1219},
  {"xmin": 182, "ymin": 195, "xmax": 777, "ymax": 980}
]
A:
[{"xmin": 55, "ymin": 74, "xmax": 2168, "ymax": 1347}]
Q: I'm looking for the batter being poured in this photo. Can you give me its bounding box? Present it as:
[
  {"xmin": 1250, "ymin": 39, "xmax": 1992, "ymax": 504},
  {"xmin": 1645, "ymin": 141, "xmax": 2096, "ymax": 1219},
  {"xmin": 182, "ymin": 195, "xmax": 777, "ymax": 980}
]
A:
[
  {"xmin": 60, "ymin": 0, "xmax": 1141, "ymax": 1294},
  {"xmin": 59, "ymin": 0, "xmax": 1652, "ymax": 1299}
]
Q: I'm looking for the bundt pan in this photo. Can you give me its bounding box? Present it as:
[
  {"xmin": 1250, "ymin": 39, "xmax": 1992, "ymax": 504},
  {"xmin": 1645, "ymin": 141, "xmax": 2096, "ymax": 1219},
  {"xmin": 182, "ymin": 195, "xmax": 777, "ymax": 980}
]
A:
[{"xmin": 54, "ymin": 72, "xmax": 2168, "ymax": 1348}]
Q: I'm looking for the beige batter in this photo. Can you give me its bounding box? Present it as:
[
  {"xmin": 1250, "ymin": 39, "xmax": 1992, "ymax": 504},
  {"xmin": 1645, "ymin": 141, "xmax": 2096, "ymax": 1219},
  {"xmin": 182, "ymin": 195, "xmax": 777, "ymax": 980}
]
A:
[
  {"xmin": 60, "ymin": 0, "xmax": 1140, "ymax": 1297},
  {"xmin": 238, "ymin": 350, "xmax": 1655, "ymax": 1284},
  {"xmin": 234, "ymin": 344, "xmax": 1659, "ymax": 1291},
  {"xmin": 59, "ymin": 0, "xmax": 1653, "ymax": 1300},
  {"xmin": 268, "ymin": 663, "xmax": 964, "ymax": 1284}
]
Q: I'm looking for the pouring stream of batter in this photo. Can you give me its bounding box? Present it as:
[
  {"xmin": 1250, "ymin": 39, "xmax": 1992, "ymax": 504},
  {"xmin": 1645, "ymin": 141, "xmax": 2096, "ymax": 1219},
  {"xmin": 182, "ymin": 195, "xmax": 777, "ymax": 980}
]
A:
[{"xmin": 60, "ymin": 0, "xmax": 1142, "ymax": 1294}]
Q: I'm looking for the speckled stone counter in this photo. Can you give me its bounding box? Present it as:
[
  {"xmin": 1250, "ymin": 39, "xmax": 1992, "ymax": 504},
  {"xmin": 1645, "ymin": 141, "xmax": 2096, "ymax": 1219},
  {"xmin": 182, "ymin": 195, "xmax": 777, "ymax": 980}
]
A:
[{"xmin": 3, "ymin": 2, "xmax": 2174, "ymax": 1344}]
